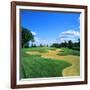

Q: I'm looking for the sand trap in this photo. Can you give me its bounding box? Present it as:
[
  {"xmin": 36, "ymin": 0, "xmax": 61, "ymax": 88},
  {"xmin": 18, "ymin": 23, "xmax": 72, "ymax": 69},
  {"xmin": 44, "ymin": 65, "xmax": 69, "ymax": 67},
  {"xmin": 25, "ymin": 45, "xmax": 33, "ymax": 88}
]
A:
[
  {"xmin": 26, "ymin": 49, "xmax": 80, "ymax": 76},
  {"xmin": 26, "ymin": 51, "xmax": 41, "ymax": 55}
]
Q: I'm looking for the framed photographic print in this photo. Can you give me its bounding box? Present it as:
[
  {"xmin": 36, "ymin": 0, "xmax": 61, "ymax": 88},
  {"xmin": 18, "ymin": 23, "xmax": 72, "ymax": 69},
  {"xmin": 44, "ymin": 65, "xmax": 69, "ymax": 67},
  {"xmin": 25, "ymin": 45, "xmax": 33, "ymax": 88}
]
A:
[{"xmin": 11, "ymin": 1, "xmax": 88, "ymax": 89}]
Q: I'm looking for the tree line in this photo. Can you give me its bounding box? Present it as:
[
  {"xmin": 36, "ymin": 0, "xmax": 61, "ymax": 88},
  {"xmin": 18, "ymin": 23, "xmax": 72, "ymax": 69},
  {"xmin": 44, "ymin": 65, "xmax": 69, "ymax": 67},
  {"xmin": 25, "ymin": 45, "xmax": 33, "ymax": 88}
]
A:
[
  {"xmin": 21, "ymin": 27, "xmax": 80, "ymax": 51},
  {"xmin": 51, "ymin": 39, "xmax": 80, "ymax": 51}
]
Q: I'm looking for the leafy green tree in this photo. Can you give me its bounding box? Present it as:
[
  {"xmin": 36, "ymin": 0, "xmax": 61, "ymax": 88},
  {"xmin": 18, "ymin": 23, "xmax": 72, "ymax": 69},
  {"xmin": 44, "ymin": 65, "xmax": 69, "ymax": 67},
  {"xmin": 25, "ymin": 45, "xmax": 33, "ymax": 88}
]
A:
[
  {"xmin": 31, "ymin": 39, "xmax": 35, "ymax": 47},
  {"xmin": 40, "ymin": 44, "xmax": 43, "ymax": 47},
  {"xmin": 78, "ymin": 39, "xmax": 80, "ymax": 46},
  {"xmin": 51, "ymin": 43, "xmax": 59, "ymax": 48},
  {"xmin": 51, "ymin": 39, "xmax": 80, "ymax": 51},
  {"xmin": 63, "ymin": 41, "xmax": 67, "ymax": 47},
  {"xmin": 21, "ymin": 27, "xmax": 34, "ymax": 48},
  {"xmin": 24, "ymin": 42, "xmax": 29, "ymax": 48},
  {"xmin": 68, "ymin": 40, "xmax": 73, "ymax": 49},
  {"xmin": 47, "ymin": 44, "xmax": 48, "ymax": 47}
]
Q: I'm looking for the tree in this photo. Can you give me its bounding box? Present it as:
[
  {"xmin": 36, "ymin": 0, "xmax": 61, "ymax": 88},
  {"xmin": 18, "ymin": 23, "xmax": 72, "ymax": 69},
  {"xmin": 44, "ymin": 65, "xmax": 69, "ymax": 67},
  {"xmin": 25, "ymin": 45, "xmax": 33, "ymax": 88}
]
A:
[
  {"xmin": 62, "ymin": 41, "xmax": 67, "ymax": 47},
  {"xmin": 47, "ymin": 44, "xmax": 48, "ymax": 47},
  {"xmin": 21, "ymin": 27, "xmax": 34, "ymax": 48},
  {"xmin": 67, "ymin": 40, "xmax": 73, "ymax": 49},
  {"xmin": 31, "ymin": 43, "xmax": 36, "ymax": 47},
  {"xmin": 50, "ymin": 38, "xmax": 80, "ymax": 51},
  {"xmin": 24, "ymin": 42, "xmax": 29, "ymax": 48},
  {"xmin": 78, "ymin": 39, "xmax": 80, "ymax": 46},
  {"xmin": 40, "ymin": 44, "xmax": 43, "ymax": 47}
]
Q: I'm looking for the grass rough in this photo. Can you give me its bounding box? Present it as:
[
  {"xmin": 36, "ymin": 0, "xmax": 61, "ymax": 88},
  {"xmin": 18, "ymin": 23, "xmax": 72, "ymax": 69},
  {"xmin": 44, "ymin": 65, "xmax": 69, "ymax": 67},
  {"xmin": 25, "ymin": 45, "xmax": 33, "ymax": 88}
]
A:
[
  {"xmin": 57, "ymin": 48, "xmax": 80, "ymax": 56},
  {"xmin": 21, "ymin": 49, "xmax": 71, "ymax": 78}
]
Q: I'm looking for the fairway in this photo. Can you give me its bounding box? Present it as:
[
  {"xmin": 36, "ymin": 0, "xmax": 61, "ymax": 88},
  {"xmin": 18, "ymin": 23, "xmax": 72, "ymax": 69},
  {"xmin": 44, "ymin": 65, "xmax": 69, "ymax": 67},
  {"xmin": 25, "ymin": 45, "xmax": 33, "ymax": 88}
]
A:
[{"xmin": 21, "ymin": 47, "xmax": 80, "ymax": 78}]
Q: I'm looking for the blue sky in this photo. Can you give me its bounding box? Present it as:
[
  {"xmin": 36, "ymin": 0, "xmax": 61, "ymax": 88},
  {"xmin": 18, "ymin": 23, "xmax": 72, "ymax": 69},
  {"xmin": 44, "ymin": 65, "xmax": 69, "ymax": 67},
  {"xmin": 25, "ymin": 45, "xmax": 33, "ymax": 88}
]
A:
[{"xmin": 20, "ymin": 10, "xmax": 80, "ymax": 46}]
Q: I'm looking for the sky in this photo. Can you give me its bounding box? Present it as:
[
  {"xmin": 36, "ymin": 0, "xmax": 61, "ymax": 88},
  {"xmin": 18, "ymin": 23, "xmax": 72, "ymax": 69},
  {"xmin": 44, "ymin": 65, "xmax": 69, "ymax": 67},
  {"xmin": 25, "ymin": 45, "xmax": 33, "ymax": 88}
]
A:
[{"xmin": 20, "ymin": 10, "xmax": 80, "ymax": 46}]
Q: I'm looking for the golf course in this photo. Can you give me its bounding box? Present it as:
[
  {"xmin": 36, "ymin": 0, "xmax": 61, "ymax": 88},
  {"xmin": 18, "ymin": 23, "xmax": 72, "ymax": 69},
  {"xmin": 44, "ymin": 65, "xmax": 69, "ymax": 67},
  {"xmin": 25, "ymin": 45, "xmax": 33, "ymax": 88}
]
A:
[
  {"xmin": 20, "ymin": 10, "xmax": 80, "ymax": 79},
  {"xmin": 20, "ymin": 47, "xmax": 80, "ymax": 78}
]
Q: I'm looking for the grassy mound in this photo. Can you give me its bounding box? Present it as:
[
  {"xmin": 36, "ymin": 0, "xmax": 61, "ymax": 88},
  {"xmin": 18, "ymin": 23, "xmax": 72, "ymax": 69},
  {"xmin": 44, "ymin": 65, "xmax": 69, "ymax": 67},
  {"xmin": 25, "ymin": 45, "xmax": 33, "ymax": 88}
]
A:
[{"xmin": 57, "ymin": 48, "xmax": 80, "ymax": 56}]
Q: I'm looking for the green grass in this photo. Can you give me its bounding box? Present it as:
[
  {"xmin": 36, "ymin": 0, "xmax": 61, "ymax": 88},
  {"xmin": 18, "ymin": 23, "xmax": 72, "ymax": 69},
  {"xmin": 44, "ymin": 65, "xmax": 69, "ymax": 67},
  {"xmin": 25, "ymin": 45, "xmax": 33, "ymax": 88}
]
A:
[
  {"xmin": 49, "ymin": 48, "xmax": 56, "ymax": 50},
  {"xmin": 22, "ymin": 47, "xmax": 57, "ymax": 53},
  {"xmin": 57, "ymin": 48, "xmax": 80, "ymax": 56},
  {"xmin": 20, "ymin": 48, "xmax": 71, "ymax": 78},
  {"xmin": 22, "ymin": 47, "xmax": 48, "ymax": 53}
]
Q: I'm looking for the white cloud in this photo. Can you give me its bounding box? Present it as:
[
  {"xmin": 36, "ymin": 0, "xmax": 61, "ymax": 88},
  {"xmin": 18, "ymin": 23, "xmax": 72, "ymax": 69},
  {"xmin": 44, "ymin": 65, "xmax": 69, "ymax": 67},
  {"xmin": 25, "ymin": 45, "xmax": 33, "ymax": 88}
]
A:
[
  {"xmin": 57, "ymin": 30, "xmax": 80, "ymax": 43},
  {"xmin": 61, "ymin": 30, "xmax": 80, "ymax": 37},
  {"xmin": 31, "ymin": 31, "xmax": 36, "ymax": 36},
  {"xmin": 34, "ymin": 37, "xmax": 40, "ymax": 42},
  {"xmin": 30, "ymin": 37, "xmax": 56, "ymax": 46}
]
